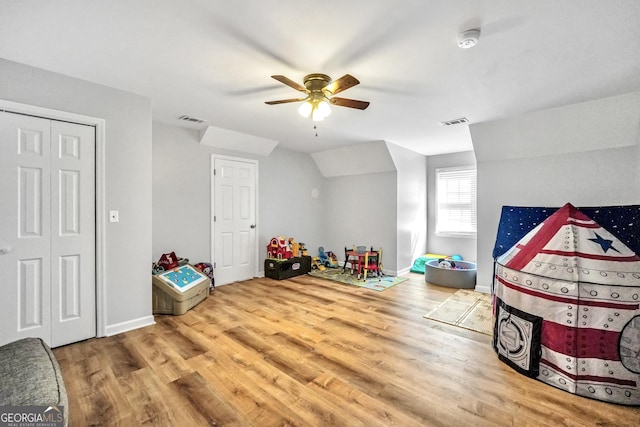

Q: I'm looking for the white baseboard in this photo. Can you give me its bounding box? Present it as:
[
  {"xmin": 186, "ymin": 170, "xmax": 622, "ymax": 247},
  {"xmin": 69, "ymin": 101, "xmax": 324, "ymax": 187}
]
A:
[
  {"xmin": 396, "ymin": 266, "xmax": 411, "ymax": 276},
  {"xmin": 104, "ymin": 315, "xmax": 155, "ymax": 337},
  {"xmin": 474, "ymin": 283, "xmax": 492, "ymax": 294}
]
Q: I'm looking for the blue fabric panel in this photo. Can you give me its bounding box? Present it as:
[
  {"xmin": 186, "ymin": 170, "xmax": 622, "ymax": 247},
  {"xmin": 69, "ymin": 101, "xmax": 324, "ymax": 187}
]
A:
[{"xmin": 493, "ymin": 205, "xmax": 640, "ymax": 259}]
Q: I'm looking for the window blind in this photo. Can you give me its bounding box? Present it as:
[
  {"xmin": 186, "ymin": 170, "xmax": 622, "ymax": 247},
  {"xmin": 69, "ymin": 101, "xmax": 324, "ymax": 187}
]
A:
[{"xmin": 436, "ymin": 166, "xmax": 477, "ymax": 236}]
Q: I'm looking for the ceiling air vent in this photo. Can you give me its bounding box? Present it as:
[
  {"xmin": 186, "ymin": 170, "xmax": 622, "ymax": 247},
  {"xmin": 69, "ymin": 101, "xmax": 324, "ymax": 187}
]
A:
[
  {"xmin": 440, "ymin": 117, "xmax": 469, "ymax": 126},
  {"xmin": 178, "ymin": 115, "xmax": 205, "ymax": 124}
]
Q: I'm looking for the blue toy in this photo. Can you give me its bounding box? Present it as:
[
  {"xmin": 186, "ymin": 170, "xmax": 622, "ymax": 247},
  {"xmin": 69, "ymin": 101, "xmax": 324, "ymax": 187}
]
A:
[{"xmin": 318, "ymin": 246, "xmax": 339, "ymax": 268}]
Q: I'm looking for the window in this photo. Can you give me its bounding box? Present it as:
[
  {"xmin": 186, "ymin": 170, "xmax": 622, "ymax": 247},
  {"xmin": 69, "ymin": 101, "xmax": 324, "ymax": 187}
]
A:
[{"xmin": 435, "ymin": 165, "xmax": 477, "ymax": 236}]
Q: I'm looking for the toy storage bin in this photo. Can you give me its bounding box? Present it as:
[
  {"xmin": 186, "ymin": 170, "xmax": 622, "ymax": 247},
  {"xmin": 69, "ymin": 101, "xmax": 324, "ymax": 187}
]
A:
[
  {"xmin": 152, "ymin": 264, "xmax": 211, "ymax": 315},
  {"xmin": 265, "ymin": 256, "xmax": 311, "ymax": 280},
  {"xmin": 152, "ymin": 277, "xmax": 209, "ymax": 315}
]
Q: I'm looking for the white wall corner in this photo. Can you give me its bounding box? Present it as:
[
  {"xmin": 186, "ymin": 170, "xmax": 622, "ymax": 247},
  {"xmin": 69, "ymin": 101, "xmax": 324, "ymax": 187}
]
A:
[{"xmin": 200, "ymin": 125, "xmax": 279, "ymax": 156}]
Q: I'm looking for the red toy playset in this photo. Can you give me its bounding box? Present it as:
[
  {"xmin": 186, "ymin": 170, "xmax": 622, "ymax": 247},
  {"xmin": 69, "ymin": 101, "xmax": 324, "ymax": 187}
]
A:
[{"xmin": 267, "ymin": 236, "xmax": 295, "ymax": 259}]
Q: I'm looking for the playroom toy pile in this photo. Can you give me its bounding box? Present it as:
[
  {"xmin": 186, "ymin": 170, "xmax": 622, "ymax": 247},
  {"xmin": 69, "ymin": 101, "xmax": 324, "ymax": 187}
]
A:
[
  {"xmin": 265, "ymin": 236, "xmax": 383, "ymax": 280},
  {"xmin": 152, "ymin": 251, "xmax": 215, "ymax": 290}
]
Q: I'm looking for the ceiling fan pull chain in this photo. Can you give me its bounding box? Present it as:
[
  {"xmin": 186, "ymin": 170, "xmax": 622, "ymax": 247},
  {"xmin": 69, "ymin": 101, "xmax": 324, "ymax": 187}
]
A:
[{"xmin": 314, "ymin": 124, "xmax": 318, "ymax": 137}]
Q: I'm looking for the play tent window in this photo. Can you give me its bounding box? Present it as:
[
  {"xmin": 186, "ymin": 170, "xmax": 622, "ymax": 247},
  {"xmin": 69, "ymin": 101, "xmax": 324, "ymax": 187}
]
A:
[{"xmin": 436, "ymin": 165, "xmax": 477, "ymax": 237}]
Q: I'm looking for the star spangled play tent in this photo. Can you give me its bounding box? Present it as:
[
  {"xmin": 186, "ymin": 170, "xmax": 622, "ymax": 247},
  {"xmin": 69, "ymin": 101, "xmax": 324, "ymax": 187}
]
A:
[{"xmin": 493, "ymin": 202, "xmax": 640, "ymax": 405}]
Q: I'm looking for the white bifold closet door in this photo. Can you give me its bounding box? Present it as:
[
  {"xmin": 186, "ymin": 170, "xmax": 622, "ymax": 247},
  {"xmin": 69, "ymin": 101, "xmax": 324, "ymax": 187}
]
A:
[{"xmin": 0, "ymin": 111, "xmax": 96, "ymax": 348}]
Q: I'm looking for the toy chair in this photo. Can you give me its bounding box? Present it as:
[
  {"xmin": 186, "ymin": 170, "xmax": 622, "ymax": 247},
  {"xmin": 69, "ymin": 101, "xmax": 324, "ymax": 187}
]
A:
[
  {"xmin": 343, "ymin": 246, "xmax": 360, "ymax": 273},
  {"xmin": 359, "ymin": 247, "xmax": 383, "ymax": 280},
  {"xmin": 372, "ymin": 246, "xmax": 383, "ymax": 275}
]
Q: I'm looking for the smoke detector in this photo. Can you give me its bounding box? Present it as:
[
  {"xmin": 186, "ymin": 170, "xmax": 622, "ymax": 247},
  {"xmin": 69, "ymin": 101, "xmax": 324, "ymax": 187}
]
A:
[{"xmin": 458, "ymin": 29, "xmax": 481, "ymax": 49}]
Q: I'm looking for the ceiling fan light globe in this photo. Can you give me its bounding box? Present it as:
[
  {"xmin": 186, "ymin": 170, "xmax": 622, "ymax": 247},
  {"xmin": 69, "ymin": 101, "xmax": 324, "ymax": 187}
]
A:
[
  {"xmin": 312, "ymin": 108, "xmax": 325, "ymax": 121},
  {"xmin": 317, "ymin": 100, "xmax": 331, "ymax": 117},
  {"xmin": 298, "ymin": 101, "xmax": 312, "ymax": 118}
]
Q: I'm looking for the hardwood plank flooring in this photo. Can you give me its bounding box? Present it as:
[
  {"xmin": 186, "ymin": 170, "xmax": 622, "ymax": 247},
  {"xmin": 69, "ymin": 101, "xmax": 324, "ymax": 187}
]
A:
[{"xmin": 53, "ymin": 273, "xmax": 640, "ymax": 426}]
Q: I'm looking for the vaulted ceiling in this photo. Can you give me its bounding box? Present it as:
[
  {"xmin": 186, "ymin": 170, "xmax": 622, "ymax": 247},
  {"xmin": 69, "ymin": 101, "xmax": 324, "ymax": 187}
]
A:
[{"xmin": 1, "ymin": 1, "xmax": 639, "ymax": 155}]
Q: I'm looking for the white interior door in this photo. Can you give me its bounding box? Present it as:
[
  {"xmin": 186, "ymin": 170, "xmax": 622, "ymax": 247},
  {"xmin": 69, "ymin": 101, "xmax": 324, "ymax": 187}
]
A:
[
  {"xmin": 0, "ymin": 111, "xmax": 95, "ymax": 348},
  {"xmin": 213, "ymin": 157, "xmax": 257, "ymax": 285},
  {"xmin": 0, "ymin": 113, "xmax": 52, "ymax": 346},
  {"xmin": 50, "ymin": 120, "xmax": 96, "ymax": 347}
]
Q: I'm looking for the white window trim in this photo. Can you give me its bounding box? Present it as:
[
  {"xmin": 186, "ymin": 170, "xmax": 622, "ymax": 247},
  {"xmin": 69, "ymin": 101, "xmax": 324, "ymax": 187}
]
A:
[{"xmin": 435, "ymin": 165, "xmax": 477, "ymax": 238}]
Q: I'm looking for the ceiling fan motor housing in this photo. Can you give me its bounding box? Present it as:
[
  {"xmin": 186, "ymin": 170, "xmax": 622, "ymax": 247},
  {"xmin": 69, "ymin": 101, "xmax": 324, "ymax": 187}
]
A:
[{"xmin": 304, "ymin": 73, "xmax": 332, "ymax": 92}]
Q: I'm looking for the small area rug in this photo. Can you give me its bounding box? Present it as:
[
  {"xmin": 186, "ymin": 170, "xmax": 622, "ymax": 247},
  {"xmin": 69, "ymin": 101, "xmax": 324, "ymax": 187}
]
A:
[
  {"xmin": 308, "ymin": 268, "xmax": 408, "ymax": 292},
  {"xmin": 423, "ymin": 289, "xmax": 493, "ymax": 335}
]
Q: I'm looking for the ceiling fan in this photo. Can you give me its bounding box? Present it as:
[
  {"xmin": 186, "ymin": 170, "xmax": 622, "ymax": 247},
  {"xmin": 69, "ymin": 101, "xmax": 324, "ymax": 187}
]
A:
[{"xmin": 265, "ymin": 73, "xmax": 370, "ymax": 121}]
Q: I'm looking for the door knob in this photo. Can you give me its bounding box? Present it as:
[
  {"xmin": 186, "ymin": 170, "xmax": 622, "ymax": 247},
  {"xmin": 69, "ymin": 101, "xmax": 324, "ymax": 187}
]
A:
[
  {"xmin": 0, "ymin": 245, "xmax": 13, "ymax": 255},
  {"xmin": 250, "ymin": 224, "xmax": 256, "ymax": 229}
]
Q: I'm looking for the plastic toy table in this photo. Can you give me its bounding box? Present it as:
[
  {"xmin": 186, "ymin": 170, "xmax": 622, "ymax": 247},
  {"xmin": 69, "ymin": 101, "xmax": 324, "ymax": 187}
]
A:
[{"xmin": 344, "ymin": 250, "xmax": 380, "ymax": 279}]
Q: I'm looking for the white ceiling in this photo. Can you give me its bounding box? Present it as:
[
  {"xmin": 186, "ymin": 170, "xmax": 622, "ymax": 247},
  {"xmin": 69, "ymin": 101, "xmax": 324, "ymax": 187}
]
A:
[{"xmin": 1, "ymin": 1, "xmax": 639, "ymax": 156}]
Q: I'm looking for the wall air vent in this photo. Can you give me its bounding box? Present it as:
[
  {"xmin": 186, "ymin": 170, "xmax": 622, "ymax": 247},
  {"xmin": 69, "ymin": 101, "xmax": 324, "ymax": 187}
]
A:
[
  {"xmin": 440, "ymin": 117, "xmax": 470, "ymax": 126},
  {"xmin": 178, "ymin": 115, "xmax": 205, "ymax": 124}
]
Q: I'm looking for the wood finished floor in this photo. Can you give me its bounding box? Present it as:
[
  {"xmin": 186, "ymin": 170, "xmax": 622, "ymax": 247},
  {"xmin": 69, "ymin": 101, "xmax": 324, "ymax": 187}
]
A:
[{"xmin": 53, "ymin": 273, "xmax": 640, "ymax": 426}]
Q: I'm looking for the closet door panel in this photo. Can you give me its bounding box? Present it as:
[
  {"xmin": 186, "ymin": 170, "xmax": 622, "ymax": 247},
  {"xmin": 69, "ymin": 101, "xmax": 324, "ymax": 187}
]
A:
[
  {"xmin": 0, "ymin": 112, "xmax": 52, "ymax": 346},
  {"xmin": 51, "ymin": 120, "xmax": 96, "ymax": 347}
]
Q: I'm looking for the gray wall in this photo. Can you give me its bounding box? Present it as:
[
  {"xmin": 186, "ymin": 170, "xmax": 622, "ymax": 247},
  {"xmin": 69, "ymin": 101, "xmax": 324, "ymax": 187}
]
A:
[
  {"xmin": 471, "ymin": 91, "xmax": 640, "ymax": 293},
  {"xmin": 152, "ymin": 123, "xmax": 221, "ymax": 263},
  {"xmin": 310, "ymin": 141, "xmax": 428, "ymax": 275},
  {"xmin": 152, "ymin": 124, "xmax": 425, "ymax": 278},
  {"xmin": 153, "ymin": 123, "xmax": 404, "ymax": 274},
  {"xmin": 426, "ymin": 151, "xmax": 477, "ymax": 263},
  {"xmin": 258, "ymin": 146, "xmax": 327, "ymax": 261},
  {"xmin": 0, "ymin": 58, "xmax": 153, "ymax": 332},
  {"xmin": 152, "ymin": 123, "xmax": 327, "ymax": 274},
  {"xmin": 323, "ymin": 171, "xmax": 398, "ymax": 272}
]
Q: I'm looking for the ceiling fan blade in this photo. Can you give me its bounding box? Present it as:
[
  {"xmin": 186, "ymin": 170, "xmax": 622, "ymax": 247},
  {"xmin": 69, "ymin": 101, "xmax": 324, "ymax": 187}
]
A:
[
  {"xmin": 324, "ymin": 74, "xmax": 360, "ymax": 95},
  {"xmin": 329, "ymin": 97, "xmax": 370, "ymax": 110},
  {"xmin": 265, "ymin": 98, "xmax": 307, "ymax": 105},
  {"xmin": 271, "ymin": 75, "xmax": 307, "ymax": 93}
]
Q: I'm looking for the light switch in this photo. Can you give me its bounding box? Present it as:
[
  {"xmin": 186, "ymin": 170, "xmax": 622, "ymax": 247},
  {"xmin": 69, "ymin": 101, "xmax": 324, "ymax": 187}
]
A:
[{"xmin": 109, "ymin": 210, "xmax": 119, "ymax": 223}]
